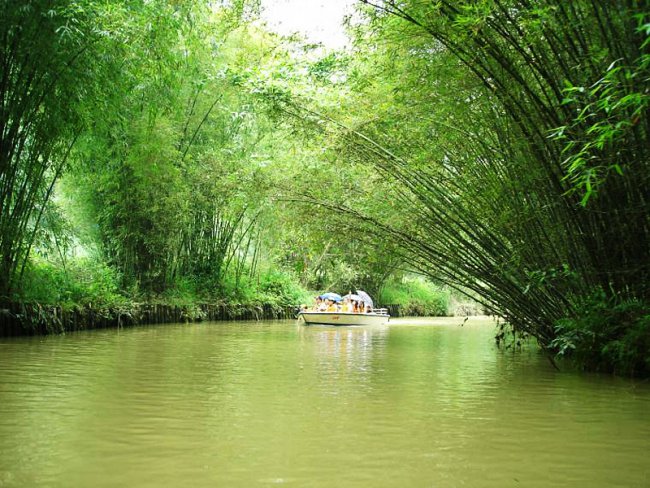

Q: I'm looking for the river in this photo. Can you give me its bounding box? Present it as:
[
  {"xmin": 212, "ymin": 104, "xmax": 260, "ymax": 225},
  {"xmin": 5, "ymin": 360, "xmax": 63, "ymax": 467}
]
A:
[{"xmin": 0, "ymin": 317, "xmax": 648, "ymax": 487}]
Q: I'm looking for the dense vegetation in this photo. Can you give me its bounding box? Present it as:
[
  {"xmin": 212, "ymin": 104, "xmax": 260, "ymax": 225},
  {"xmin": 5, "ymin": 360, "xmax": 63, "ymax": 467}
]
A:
[{"xmin": 1, "ymin": 0, "xmax": 648, "ymax": 374}]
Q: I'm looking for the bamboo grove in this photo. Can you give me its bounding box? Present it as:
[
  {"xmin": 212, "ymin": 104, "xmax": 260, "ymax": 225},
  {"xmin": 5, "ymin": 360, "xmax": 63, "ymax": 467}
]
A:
[
  {"xmin": 0, "ymin": 1, "xmax": 94, "ymax": 297},
  {"xmin": 1, "ymin": 0, "xmax": 648, "ymax": 374},
  {"xmin": 1, "ymin": 0, "xmax": 281, "ymax": 300},
  {"xmin": 348, "ymin": 0, "xmax": 648, "ymax": 372}
]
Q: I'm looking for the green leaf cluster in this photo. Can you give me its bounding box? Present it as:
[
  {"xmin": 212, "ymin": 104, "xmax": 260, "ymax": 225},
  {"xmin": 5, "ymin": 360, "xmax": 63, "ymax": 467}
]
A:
[{"xmin": 551, "ymin": 293, "xmax": 650, "ymax": 376}]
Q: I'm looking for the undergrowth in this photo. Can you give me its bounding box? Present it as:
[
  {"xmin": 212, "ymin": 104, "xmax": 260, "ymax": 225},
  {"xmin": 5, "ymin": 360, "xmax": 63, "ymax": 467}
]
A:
[
  {"xmin": 551, "ymin": 292, "xmax": 650, "ymax": 377},
  {"xmin": 379, "ymin": 277, "xmax": 449, "ymax": 316}
]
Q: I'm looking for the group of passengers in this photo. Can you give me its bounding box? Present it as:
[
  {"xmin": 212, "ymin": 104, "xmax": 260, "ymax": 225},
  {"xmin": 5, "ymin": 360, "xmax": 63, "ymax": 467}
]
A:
[{"xmin": 311, "ymin": 296, "xmax": 372, "ymax": 314}]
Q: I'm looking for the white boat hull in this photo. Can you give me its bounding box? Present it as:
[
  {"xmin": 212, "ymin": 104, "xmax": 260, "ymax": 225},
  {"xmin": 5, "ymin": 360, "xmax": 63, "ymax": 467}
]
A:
[{"xmin": 299, "ymin": 311, "xmax": 389, "ymax": 326}]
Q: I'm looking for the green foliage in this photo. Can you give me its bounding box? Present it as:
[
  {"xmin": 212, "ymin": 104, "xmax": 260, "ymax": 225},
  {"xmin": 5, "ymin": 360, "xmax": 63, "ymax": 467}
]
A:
[
  {"xmin": 157, "ymin": 277, "xmax": 202, "ymax": 309},
  {"xmin": 0, "ymin": 0, "xmax": 108, "ymax": 297},
  {"xmin": 379, "ymin": 277, "xmax": 449, "ymax": 317},
  {"xmin": 16, "ymin": 253, "xmax": 312, "ymax": 312},
  {"xmin": 257, "ymin": 269, "xmax": 313, "ymax": 306},
  {"xmin": 218, "ymin": 268, "xmax": 311, "ymax": 307},
  {"xmin": 16, "ymin": 257, "xmax": 125, "ymax": 308},
  {"xmin": 551, "ymin": 294, "xmax": 650, "ymax": 377},
  {"xmin": 63, "ymin": 4, "xmax": 280, "ymax": 295},
  {"xmin": 554, "ymin": 29, "xmax": 650, "ymax": 206}
]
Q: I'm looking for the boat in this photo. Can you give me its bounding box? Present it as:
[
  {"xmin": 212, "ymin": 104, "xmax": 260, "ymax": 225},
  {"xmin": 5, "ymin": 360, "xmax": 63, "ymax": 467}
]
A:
[{"xmin": 298, "ymin": 310, "xmax": 390, "ymax": 326}]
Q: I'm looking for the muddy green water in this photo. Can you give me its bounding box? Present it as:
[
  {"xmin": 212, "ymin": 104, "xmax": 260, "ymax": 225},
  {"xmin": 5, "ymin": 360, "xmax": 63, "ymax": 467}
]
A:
[{"xmin": 0, "ymin": 317, "xmax": 649, "ymax": 487}]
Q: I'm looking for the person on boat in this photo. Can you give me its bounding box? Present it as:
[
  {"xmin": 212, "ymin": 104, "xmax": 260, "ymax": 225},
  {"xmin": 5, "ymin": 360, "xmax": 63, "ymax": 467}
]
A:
[
  {"xmin": 342, "ymin": 297, "xmax": 354, "ymax": 313},
  {"xmin": 363, "ymin": 301, "xmax": 372, "ymax": 313},
  {"xmin": 325, "ymin": 299, "xmax": 338, "ymax": 312},
  {"xmin": 313, "ymin": 296, "xmax": 324, "ymax": 311}
]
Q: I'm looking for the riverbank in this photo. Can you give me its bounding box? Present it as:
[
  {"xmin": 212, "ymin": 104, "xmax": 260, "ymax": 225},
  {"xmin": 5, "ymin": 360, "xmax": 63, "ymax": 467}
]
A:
[
  {"xmin": 0, "ymin": 301, "xmax": 444, "ymax": 337},
  {"xmin": 0, "ymin": 302, "xmax": 298, "ymax": 337}
]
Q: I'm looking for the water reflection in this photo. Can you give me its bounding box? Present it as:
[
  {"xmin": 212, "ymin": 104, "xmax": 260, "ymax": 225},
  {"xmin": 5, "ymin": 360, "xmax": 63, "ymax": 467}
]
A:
[{"xmin": 302, "ymin": 324, "xmax": 386, "ymax": 366}]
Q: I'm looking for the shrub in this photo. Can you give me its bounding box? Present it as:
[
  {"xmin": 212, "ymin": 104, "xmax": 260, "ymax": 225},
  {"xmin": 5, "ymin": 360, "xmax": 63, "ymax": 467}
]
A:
[
  {"xmin": 551, "ymin": 293, "xmax": 650, "ymax": 376},
  {"xmin": 16, "ymin": 256, "xmax": 125, "ymax": 307},
  {"xmin": 379, "ymin": 277, "xmax": 449, "ymax": 316},
  {"xmin": 215, "ymin": 268, "xmax": 311, "ymax": 307},
  {"xmin": 257, "ymin": 269, "xmax": 312, "ymax": 307}
]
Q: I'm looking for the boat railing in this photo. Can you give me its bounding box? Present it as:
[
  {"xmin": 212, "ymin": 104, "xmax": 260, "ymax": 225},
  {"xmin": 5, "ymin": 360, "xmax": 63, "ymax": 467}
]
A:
[{"xmin": 373, "ymin": 308, "xmax": 389, "ymax": 315}]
